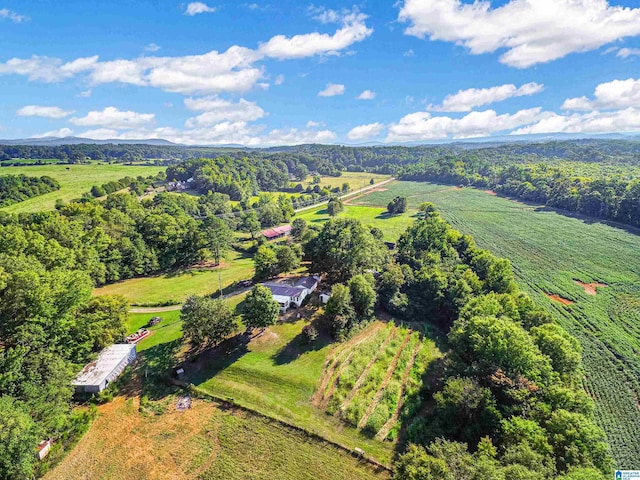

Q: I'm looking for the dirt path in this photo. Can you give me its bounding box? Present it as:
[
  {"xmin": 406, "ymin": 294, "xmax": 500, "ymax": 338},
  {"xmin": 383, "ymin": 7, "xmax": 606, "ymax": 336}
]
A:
[
  {"xmin": 375, "ymin": 341, "xmax": 422, "ymax": 441},
  {"xmin": 357, "ymin": 331, "xmax": 412, "ymax": 429},
  {"xmin": 312, "ymin": 323, "xmax": 385, "ymax": 407},
  {"xmin": 129, "ymin": 305, "xmax": 183, "ymax": 313},
  {"xmin": 337, "ymin": 326, "xmax": 398, "ymax": 414}
]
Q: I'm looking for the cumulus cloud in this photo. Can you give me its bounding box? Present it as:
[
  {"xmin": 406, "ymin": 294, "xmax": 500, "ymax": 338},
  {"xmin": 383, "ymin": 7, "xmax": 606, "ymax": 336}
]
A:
[
  {"xmin": 0, "ymin": 8, "xmax": 28, "ymax": 23},
  {"xmin": 357, "ymin": 89, "xmax": 376, "ymax": 100},
  {"xmin": 306, "ymin": 120, "xmax": 325, "ymax": 127},
  {"xmin": 617, "ymin": 47, "xmax": 640, "ymax": 58},
  {"xmin": 0, "ymin": 14, "xmax": 370, "ymax": 95},
  {"xmin": 431, "ymin": 82, "xmax": 543, "ymax": 112},
  {"xmin": 398, "ymin": 0, "xmax": 640, "ymax": 68},
  {"xmin": 386, "ymin": 108, "xmax": 547, "ymax": 142},
  {"xmin": 318, "ymin": 83, "xmax": 345, "ymax": 97},
  {"xmin": 562, "ymin": 78, "xmax": 640, "ymax": 110},
  {"xmin": 184, "ymin": 2, "xmax": 216, "ymax": 16},
  {"xmin": 512, "ymin": 108, "xmax": 640, "ymax": 135},
  {"xmin": 258, "ymin": 9, "xmax": 372, "ymax": 59},
  {"xmin": 183, "ymin": 96, "xmax": 265, "ymax": 126},
  {"xmin": 347, "ymin": 122, "xmax": 385, "ymax": 140},
  {"xmin": 30, "ymin": 128, "xmax": 74, "ymax": 138},
  {"xmin": 17, "ymin": 105, "xmax": 75, "ymax": 119},
  {"xmin": 70, "ymin": 107, "xmax": 155, "ymax": 129}
]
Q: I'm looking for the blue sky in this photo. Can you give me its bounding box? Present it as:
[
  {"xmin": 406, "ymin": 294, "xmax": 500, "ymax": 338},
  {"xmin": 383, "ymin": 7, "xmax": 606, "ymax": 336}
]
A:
[{"xmin": 1, "ymin": 0, "xmax": 640, "ymax": 145}]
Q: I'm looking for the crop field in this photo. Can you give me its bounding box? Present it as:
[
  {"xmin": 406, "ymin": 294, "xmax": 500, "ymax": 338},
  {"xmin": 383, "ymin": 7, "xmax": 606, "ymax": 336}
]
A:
[
  {"xmin": 356, "ymin": 180, "xmax": 640, "ymax": 468},
  {"xmin": 184, "ymin": 319, "xmax": 397, "ymax": 465},
  {"xmin": 0, "ymin": 163, "xmax": 164, "ymax": 213},
  {"xmin": 94, "ymin": 250, "xmax": 254, "ymax": 306},
  {"xmin": 317, "ymin": 323, "xmax": 441, "ymax": 441},
  {"xmin": 45, "ymin": 396, "xmax": 387, "ymax": 480}
]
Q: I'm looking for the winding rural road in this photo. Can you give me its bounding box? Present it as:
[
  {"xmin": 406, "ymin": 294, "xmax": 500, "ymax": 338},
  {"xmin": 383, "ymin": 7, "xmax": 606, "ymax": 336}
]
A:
[{"xmin": 129, "ymin": 177, "xmax": 397, "ymax": 314}]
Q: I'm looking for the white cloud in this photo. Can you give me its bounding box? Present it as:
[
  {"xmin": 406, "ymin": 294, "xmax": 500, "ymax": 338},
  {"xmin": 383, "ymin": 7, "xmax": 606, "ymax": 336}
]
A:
[
  {"xmin": 403, "ymin": 49, "xmax": 415, "ymax": 57},
  {"xmin": 398, "ymin": 0, "xmax": 640, "ymax": 68},
  {"xmin": 144, "ymin": 43, "xmax": 161, "ymax": 52},
  {"xmin": 431, "ymin": 82, "xmax": 544, "ymax": 112},
  {"xmin": 183, "ymin": 96, "xmax": 265, "ymax": 126},
  {"xmin": 562, "ymin": 78, "xmax": 640, "ymax": 110},
  {"xmin": 386, "ymin": 108, "xmax": 547, "ymax": 142},
  {"xmin": 357, "ymin": 89, "xmax": 376, "ymax": 100},
  {"xmin": 0, "ymin": 55, "xmax": 97, "ymax": 82},
  {"xmin": 70, "ymin": 107, "xmax": 155, "ymax": 129},
  {"xmin": 347, "ymin": 122, "xmax": 385, "ymax": 140},
  {"xmin": 258, "ymin": 9, "xmax": 372, "ymax": 59},
  {"xmin": 17, "ymin": 105, "xmax": 75, "ymax": 119},
  {"xmin": 78, "ymin": 89, "xmax": 92, "ymax": 98},
  {"xmin": 306, "ymin": 120, "xmax": 325, "ymax": 128},
  {"xmin": 30, "ymin": 128, "xmax": 73, "ymax": 138},
  {"xmin": 184, "ymin": 2, "xmax": 217, "ymax": 16},
  {"xmin": 274, "ymin": 74, "xmax": 285, "ymax": 85},
  {"xmin": 0, "ymin": 8, "xmax": 28, "ymax": 23},
  {"xmin": 512, "ymin": 108, "xmax": 640, "ymax": 135},
  {"xmin": 0, "ymin": 14, "xmax": 370, "ymax": 95},
  {"xmin": 617, "ymin": 47, "xmax": 640, "ymax": 58},
  {"xmin": 259, "ymin": 128, "xmax": 337, "ymax": 145},
  {"xmin": 318, "ymin": 83, "xmax": 345, "ymax": 97}
]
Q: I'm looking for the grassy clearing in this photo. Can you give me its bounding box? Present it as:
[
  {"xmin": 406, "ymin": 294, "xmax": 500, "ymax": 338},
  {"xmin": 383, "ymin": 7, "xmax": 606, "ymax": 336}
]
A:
[
  {"xmin": 356, "ymin": 180, "xmax": 640, "ymax": 468},
  {"xmin": 94, "ymin": 249, "xmax": 254, "ymax": 305},
  {"xmin": 303, "ymin": 172, "xmax": 391, "ymax": 190},
  {"xmin": 296, "ymin": 204, "xmax": 416, "ymax": 242},
  {"xmin": 45, "ymin": 396, "xmax": 388, "ymax": 480},
  {"xmin": 0, "ymin": 163, "xmax": 164, "ymax": 213},
  {"xmin": 184, "ymin": 318, "xmax": 396, "ymax": 465}
]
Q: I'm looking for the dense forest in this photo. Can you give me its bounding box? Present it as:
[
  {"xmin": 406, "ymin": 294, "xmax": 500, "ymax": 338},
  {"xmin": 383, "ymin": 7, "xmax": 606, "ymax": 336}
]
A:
[
  {"xmin": 310, "ymin": 214, "xmax": 612, "ymax": 479},
  {"xmin": 0, "ymin": 174, "xmax": 60, "ymax": 207}
]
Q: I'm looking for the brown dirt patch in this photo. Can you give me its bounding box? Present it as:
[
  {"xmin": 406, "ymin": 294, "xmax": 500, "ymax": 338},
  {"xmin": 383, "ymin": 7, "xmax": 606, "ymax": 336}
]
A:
[
  {"xmin": 485, "ymin": 190, "xmax": 498, "ymax": 196},
  {"xmin": 574, "ymin": 280, "xmax": 608, "ymax": 295},
  {"xmin": 545, "ymin": 293, "xmax": 574, "ymax": 305}
]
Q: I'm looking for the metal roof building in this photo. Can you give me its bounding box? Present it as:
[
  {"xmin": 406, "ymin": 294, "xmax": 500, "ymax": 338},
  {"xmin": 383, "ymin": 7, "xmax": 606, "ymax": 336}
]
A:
[
  {"xmin": 261, "ymin": 224, "xmax": 292, "ymax": 240},
  {"xmin": 73, "ymin": 344, "xmax": 136, "ymax": 394}
]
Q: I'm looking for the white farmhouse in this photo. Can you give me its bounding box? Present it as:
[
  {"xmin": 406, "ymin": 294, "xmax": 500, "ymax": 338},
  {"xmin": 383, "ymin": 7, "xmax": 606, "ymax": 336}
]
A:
[
  {"xmin": 73, "ymin": 344, "xmax": 137, "ymax": 394},
  {"xmin": 262, "ymin": 276, "xmax": 320, "ymax": 313}
]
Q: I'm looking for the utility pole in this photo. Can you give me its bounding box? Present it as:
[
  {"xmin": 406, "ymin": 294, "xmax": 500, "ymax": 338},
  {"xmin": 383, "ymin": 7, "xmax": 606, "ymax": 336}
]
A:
[{"xmin": 218, "ymin": 271, "xmax": 223, "ymax": 298}]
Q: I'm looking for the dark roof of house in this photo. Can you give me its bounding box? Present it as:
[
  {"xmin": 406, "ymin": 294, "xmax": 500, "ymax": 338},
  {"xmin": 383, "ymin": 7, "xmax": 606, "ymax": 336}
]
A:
[
  {"xmin": 262, "ymin": 283, "xmax": 305, "ymax": 298},
  {"xmin": 261, "ymin": 224, "xmax": 292, "ymax": 239},
  {"xmin": 295, "ymin": 276, "xmax": 319, "ymax": 289}
]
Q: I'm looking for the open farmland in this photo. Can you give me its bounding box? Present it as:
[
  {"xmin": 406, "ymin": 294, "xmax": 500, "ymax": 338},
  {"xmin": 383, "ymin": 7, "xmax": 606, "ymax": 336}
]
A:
[
  {"xmin": 0, "ymin": 163, "xmax": 164, "ymax": 213},
  {"xmin": 44, "ymin": 396, "xmax": 387, "ymax": 480},
  {"xmin": 355, "ymin": 180, "xmax": 640, "ymax": 468}
]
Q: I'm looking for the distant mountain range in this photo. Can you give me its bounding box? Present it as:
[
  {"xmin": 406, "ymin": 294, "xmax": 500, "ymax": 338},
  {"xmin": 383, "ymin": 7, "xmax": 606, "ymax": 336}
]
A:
[{"xmin": 1, "ymin": 132, "xmax": 639, "ymax": 148}]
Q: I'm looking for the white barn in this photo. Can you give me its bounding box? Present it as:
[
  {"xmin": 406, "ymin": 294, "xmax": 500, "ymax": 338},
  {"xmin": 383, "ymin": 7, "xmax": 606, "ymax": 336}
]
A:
[{"xmin": 73, "ymin": 344, "xmax": 137, "ymax": 394}]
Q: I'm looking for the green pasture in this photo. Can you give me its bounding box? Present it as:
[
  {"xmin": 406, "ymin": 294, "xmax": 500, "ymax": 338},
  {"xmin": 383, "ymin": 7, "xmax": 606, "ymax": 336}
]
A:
[
  {"xmin": 94, "ymin": 249, "xmax": 254, "ymax": 306},
  {"xmin": 0, "ymin": 163, "xmax": 164, "ymax": 213}
]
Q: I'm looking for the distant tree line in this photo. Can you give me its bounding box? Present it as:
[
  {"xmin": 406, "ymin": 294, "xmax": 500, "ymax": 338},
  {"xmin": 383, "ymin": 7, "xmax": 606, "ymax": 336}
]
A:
[
  {"xmin": 400, "ymin": 156, "xmax": 640, "ymax": 228},
  {"xmin": 0, "ymin": 174, "xmax": 60, "ymax": 207}
]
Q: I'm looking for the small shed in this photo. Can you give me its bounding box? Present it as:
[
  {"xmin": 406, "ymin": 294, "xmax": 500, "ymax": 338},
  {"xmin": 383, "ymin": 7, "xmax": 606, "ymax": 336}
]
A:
[
  {"xmin": 36, "ymin": 440, "xmax": 52, "ymax": 461},
  {"xmin": 261, "ymin": 224, "xmax": 292, "ymax": 240},
  {"xmin": 319, "ymin": 292, "xmax": 331, "ymax": 304},
  {"xmin": 73, "ymin": 344, "xmax": 137, "ymax": 394}
]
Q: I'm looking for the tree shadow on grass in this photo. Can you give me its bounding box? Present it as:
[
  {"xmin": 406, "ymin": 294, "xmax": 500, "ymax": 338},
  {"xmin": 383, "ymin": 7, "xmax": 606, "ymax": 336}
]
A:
[
  {"xmin": 272, "ymin": 326, "xmax": 333, "ymax": 365},
  {"xmin": 182, "ymin": 333, "xmax": 250, "ymax": 387},
  {"xmin": 139, "ymin": 338, "xmax": 184, "ymax": 400}
]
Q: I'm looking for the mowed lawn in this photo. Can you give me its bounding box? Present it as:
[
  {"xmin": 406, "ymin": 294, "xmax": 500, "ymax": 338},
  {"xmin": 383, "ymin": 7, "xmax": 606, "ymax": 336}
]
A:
[
  {"xmin": 297, "ymin": 204, "xmax": 417, "ymax": 242},
  {"xmin": 303, "ymin": 171, "xmax": 391, "ymax": 190},
  {"xmin": 356, "ymin": 180, "xmax": 640, "ymax": 468},
  {"xmin": 94, "ymin": 250, "xmax": 254, "ymax": 306},
  {"xmin": 0, "ymin": 163, "xmax": 164, "ymax": 213},
  {"xmin": 185, "ymin": 319, "xmax": 396, "ymax": 466},
  {"xmin": 45, "ymin": 396, "xmax": 388, "ymax": 480}
]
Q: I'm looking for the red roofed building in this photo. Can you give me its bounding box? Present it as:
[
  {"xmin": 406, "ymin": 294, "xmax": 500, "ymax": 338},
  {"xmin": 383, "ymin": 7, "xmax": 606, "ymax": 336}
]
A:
[{"xmin": 261, "ymin": 224, "xmax": 292, "ymax": 240}]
